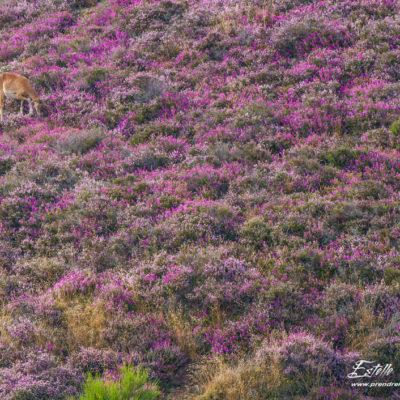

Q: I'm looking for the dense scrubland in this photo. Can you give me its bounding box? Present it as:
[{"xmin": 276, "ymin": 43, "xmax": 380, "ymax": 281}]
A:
[{"xmin": 1, "ymin": 0, "xmax": 400, "ymax": 398}]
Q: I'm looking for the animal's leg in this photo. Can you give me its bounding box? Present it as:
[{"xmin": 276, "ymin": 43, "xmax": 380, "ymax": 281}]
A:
[
  {"xmin": 33, "ymin": 101, "xmax": 41, "ymax": 117},
  {"xmin": 20, "ymin": 99, "xmax": 24, "ymax": 116},
  {"xmin": 15, "ymin": 93, "xmax": 29, "ymax": 117},
  {"xmin": 0, "ymin": 94, "xmax": 3, "ymax": 122},
  {"xmin": 28, "ymin": 99, "xmax": 33, "ymax": 116}
]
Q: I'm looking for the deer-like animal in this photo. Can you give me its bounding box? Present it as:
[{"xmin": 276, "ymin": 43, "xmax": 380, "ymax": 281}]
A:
[{"xmin": 0, "ymin": 72, "xmax": 41, "ymax": 121}]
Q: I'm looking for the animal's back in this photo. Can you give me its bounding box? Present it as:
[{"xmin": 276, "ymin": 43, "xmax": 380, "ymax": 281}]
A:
[
  {"xmin": 3, "ymin": 72, "xmax": 28, "ymax": 91},
  {"xmin": 2, "ymin": 72, "xmax": 39, "ymax": 100}
]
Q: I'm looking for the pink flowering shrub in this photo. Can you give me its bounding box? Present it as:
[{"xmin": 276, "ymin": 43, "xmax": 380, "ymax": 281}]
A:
[
  {"xmin": 187, "ymin": 257, "xmax": 263, "ymax": 310},
  {"xmin": 0, "ymin": 351, "xmax": 82, "ymax": 400},
  {"xmin": 255, "ymin": 333, "xmax": 358, "ymax": 397},
  {"xmin": 66, "ymin": 347, "xmax": 122, "ymax": 375},
  {"xmin": 101, "ymin": 312, "xmax": 186, "ymax": 384},
  {"xmin": 1, "ymin": 0, "xmax": 400, "ymax": 398}
]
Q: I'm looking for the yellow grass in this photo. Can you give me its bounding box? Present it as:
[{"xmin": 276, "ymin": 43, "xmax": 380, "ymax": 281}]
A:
[{"xmin": 194, "ymin": 353, "xmax": 283, "ymax": 400}]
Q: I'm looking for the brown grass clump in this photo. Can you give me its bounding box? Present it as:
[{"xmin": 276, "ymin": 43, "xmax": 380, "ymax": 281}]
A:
[
  {"xmin": 166, "ymin": 308, "xmax": 199, "ymax": 360},
  {"xmin": 63, "ymin": 302, "xmax": 106, "ymax": 350},
  {"xmin": 194, "ymin": 353, "xmax": 283, "ymax": 400}
]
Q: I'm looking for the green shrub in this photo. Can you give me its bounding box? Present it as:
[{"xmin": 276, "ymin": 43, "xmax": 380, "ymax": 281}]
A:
[
  {"xmin": 294, "ymin": 248, "xmax": 332, "ymax": 280},
  {"xmin": 350, "ymin": 179, "xmax": 388, "ymax": 200},
  {"xmin": 69, "ymin": 365, "xmax": 160, "ymax": 400},
  {"xmin": 130, "ymin": 122, "xmax": 180, "ymax": 145},
  {"xmin": 154, "ymin": 202, "xmax": 239, "ymax": 250},
  {"xmin": 320, "ymin": 146, "xmax": 361, "ymax": 168},
  {"xmin": 240, "ymin": 216, "xmax": 272, "ymax": 249},
  {"xmin": 34, "ymin": 70, "xmax": 64, "ymax": 91},
  {"xmin": 389, "ymin": 119, "xmax": 400, "ymax": 136},
  {"xmin": 70, "ymin": 0, "xmax": 101, "ymax": 9},
  {"xmin": 196, "ymin": 31, "xmax": 229, "ymax": 61},
  {"xmin": 281, "ymin": 217, "xmax": 307, "ymax": 236},
  {"xmin": 0, "ymin": 156, "xmax": 15, "ymax": 176},
  {"xmin": 233, "ymin": 101, "xmax": 274, "ymax": 129},
  {"xmin": 85, "ymin": 68, "xmax": 109, "ymax": 88},
  {"xmin": 133, "ymin": 103, "xmax": 161, "ymax": 124}
]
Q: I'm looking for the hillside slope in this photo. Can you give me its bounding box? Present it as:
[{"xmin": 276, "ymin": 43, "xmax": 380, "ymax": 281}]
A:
[{"xmin": 1, "ymin": 0, "xmax": 400, "ymax": 398}]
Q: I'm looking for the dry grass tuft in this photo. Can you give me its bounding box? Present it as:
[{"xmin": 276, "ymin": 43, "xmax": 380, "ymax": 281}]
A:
[
  {"xmin": 193, "ymin": 352, "xmax": 283, "ymax": 400},
  {"xmin": 63, "ymin": 301, "xmax": 106, "ymax": 350},
  {"xmin": 166, "ymin": 308, "xmax": 199, "ymax": 360}
]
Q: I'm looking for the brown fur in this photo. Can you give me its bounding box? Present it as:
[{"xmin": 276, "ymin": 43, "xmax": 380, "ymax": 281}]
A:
[{"xmin": 0, "ymin": 72, "xmax": 41, "ymax": 121}]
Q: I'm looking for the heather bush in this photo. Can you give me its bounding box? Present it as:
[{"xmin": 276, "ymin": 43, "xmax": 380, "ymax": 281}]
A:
[
  {"xmin": 361, "ymin": 284, "xmax": 400, "ymax": 323},
  {"xmin": 349, "ymin": 179, "xmax": 389, "ymax": 200},
  {"xmin": 127, "ymin": 262, "xmax": 193, "ymax": 305},
  {"xmin": 257, "ymin": 333, "xmax": 353, "ymax": 396},
  {"xmin": 203, "ymin": 306, "xmax": 270, "ymax": 356},
  {"xmin": 271, "ymin": 16, "xmax": 352, "ymax": 58},
  {"xmin": 1, "ymin": 157, "xmax": 80, "ymax": 197},
  {"xmin": 323, "ymin": 236, "xmax": 387, "ymax": 284},
  {"xmin": 320, "ymin": 146, "xmax": 362, "ymax": 169},
  {"xmin": 128, "ymin": 74, "xmax": 166, "ymax": 103},
  {"xmin": 185, "ymin": 170, "xmax": 229, "ymax": 200},
  {"xmin": 293, "ymin": 247, "xmax": 333, "ymax": 280},
  {"xmin": 187, "ymin": 257, "xmax": 263, "ymax": 312},
  {"xmin": 130, "ymin": 121, "xmax": 180, "ymax": 145},
  {"xmin": 127, "ymin": 343, "xmax": 186, "ymax": 385},
  {"xmin": 0, "ymin": 340, "xmax": 17, "ymax": 368},
  {"xmin": 120, "ymin": 0, "xmax": 186, "ymax": 36},
  {"xmin": 320, "ymin": 282, "xmax": 361, "ymax": 319},
  {"xmin": 15, "ymin": 257, "xmax": 66, "ymax": 287},
  {"xmin": 364, "ymin": 336, "xmax": 400, "ymax": 372},
  {"xmin": 121, "ymin": 144, "xmax": 170, "ymax": 172},
  {"xmin": 67, "ymin": 347, "xmax": 122, "ymax": 375},
  {"xmin": 68, "ymin": 0, "xmax": 102, "ymax": 9},
  {"xmin": 196, "ymin": 31, "xmax": 230, "ymax": 61},
  {"xmin": 154, "ymin": 201, "xmax": 240, "ymax": 249},
  {"xmin": 56, "ymin": 129, "xmax": 105, "ymax": 155},
  {"xmin": 1, "ymin": 0, "xmax": 400, "ymax": 397},
  {"xmin": 240, "ymin": 216, "xmax": 272, "ymax": 249},
  {"xmin": 354, "ymin": 337, "xmax": 400, "ymax": 397},
  {"xmin": 0, "ymin": 351, "xmax": 82, "ymax": 400},
  {"xmin": 7, "ymin": 317, "xmax": 38, "ymax": 347},
  {"xmin": 52, "ymin": 269, "xmax": 134, "ymax": 314},
  {"xmin": 37, "ymin": 178, "xmax": 125, "ymax": 254},
  {"xmin": 258, "ymin": 281, "xmax": 318, "ymax": 329},
  {"xmin": 233, "ymin": 101, "xmax": 275, "ymax": 130},
  {"xmin": 100, "ymin": 312, "xmax": 186, "ymax": 384}
]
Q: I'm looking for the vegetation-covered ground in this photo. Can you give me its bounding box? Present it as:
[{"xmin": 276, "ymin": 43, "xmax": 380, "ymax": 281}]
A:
[{"xmin": 1, "ymin": 0, "xmax": 400, "ymax": 398}]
